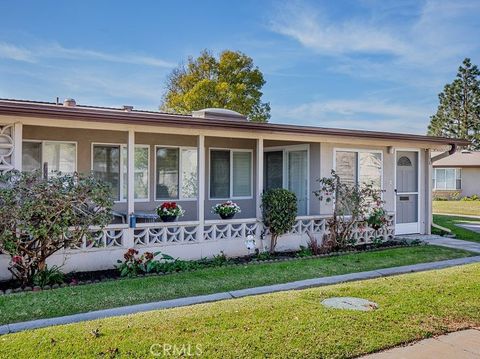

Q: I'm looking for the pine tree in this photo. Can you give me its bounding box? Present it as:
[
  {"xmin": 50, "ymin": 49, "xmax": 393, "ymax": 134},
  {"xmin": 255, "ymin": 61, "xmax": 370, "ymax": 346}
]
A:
[{"xmin": 428, "ymin": 58, "xmax": 480, "ymax": 149}]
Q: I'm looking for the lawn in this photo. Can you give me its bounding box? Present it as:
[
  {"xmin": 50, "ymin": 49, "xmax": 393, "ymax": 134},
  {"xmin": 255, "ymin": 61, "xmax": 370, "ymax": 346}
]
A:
[
  {"xmin": 433, "ymin": 200, "xmax": 480, "ymax": 216},
  {"xmin": 1, "ymin": 263, "xmax": 479, "ymax": 358},
  {"xmin": 0, "ymin": 245, "xmax": 473, "ymax": 326},
  {"xmin": 433, "ymin": 214, "xmax": 480, "ymax": 243}
]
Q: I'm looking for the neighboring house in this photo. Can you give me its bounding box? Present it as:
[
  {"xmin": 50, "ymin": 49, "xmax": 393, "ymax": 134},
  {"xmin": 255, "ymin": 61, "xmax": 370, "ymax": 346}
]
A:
[
  {"xmin": 432, "ymin": 150, "xmax": 480, "ymax": 199},
  {"xmin": 0, "ymin": 99, "xmax": 469, "ymax": 279}
]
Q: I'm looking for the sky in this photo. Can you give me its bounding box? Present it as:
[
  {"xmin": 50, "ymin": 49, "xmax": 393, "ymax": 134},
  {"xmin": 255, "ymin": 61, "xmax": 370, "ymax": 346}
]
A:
[{"xmin": 0, "ymin": 0, "xmax": 479, "ymax": 134}]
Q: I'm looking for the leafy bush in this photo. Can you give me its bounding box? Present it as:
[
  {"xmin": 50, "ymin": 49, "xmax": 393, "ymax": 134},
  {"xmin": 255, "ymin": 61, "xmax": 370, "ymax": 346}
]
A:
[
  {"xmin": 461, "ymin": 194, "xmax": 480, "ymax": 201},
  {"xmin": 0, "ymin": 171, "xmax": 113, "ymax": 286},
  {"xmin": 261, "ymin": 188, "xmax": 298, "ymax": 253},
  {"xmin": 32, "ymin": 265, "xmax": 65, "ymax": 288},
  {"xmin": 314, "ymin": 170, "xmax": 385, "ymax": 250},
  {"xmin": 296, "ymin": 246, "xmax": 313, "ymax": 257},
  {"xmin": 116, "ymin": 249, "xmax": 174, "ymax": 277}
]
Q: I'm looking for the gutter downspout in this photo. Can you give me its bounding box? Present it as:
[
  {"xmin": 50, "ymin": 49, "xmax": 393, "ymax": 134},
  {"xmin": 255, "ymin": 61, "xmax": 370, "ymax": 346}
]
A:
[{"xmin": 431, "ymin": 143, "xmax": 457, "ymax": 163}]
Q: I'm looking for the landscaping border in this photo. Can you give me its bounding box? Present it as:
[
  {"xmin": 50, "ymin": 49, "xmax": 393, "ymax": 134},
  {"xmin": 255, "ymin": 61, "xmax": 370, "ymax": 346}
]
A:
[
  {"xmin": 1, "ymin": 255, "xmax": 479, "ymax": 335},
  {"xmin": 0, "ymin": 242, "xmax": 422, "ymax": 295}
]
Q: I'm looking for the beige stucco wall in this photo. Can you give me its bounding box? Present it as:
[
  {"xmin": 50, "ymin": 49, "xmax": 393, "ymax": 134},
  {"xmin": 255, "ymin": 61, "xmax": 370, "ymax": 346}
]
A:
[{"xmin": 460, "ymin": 167, "xmax": 480, "ymax": 197}]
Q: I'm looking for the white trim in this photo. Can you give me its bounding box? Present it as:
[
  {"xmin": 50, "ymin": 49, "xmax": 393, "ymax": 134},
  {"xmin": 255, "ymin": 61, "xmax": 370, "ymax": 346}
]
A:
[
  {"xmin": 264, "ymin": 144, "xmax": 311, "ymax": 215},
  {"xmin": 13, "ymin": 123, "xmax": 22, "ymax": 170},
  {"xmin": 256, "ymin": 138, "xmax": 264, "ymax": 219},
  {"xmin": 197, "ymin": 135, "xmax": 205, "ymax": 241},
  {"xmin": 394, "ymin": 148, "xmax": 421, "ymax": 235},
  {"xmin": 208, "ymin": 147, "xmax": 254, "ymax": 200},
  {"xmin": 154, "ymin": 145, "xmax": 198, "ymax": 201},
  {"xmin": 127, "ymin": 130, "xmax": 135, "ymax": 216},
  {"xmin": 91, "ymin": 142, "xmax": 150, "ymax": 203}
]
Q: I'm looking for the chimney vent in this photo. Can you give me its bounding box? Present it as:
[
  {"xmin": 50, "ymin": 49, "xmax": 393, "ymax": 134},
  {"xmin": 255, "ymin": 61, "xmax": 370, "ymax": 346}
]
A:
[
  {"xmin": 123, "ymin": 105, "xmax": 134, "ymax": 112},
  {"xmin": 63, "ymin": 98, "xmax": 76, "ymax": 107}
]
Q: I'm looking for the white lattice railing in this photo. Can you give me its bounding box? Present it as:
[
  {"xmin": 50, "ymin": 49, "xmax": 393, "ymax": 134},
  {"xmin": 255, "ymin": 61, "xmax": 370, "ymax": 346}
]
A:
[
  {"xmin": 134, "ymin": 221, "xmax": 200, "ymax": 246},
  {"xmin": 0, "ymin": 124, "xmax": 14, "ymax": 173},
  {"xmin": 69, "ymin": 224, "xmax": 127, "ymax": 250},
  {"xmin": 203, "ymin": 218, "xmax": 261, "ymax": 241},
  {"xmin": 71, "ymin": 213, "xmax": 395, "ymax": 250}
]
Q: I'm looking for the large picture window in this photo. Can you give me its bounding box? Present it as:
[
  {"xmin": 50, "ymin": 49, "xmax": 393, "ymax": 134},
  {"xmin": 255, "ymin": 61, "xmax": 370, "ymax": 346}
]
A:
[
  {"xmin": 92, "ymin": 144, "xmax": 150, "ymax": 201},
  {"xmin": 433, "ymin": 168, "xmax": 461, "ymax": 190},
  {"xmin": 335, "ymin": 150, "xmax": 382, "ymax": 189},
  {"xmin": 155, "ymin": 146, "xmax": 198, "ymax": 200},
  {"xmin": 22, "ymin": 141, "xmax": 76, "ymax": 174},
  {"xmin": 210, "ymin": 149, "xmax": 252, "ymax": 199}
]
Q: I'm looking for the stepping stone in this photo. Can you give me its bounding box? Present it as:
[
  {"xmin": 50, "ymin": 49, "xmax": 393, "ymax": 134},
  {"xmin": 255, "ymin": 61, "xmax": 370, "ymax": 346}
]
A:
[{"xmin": 322, "ymin": 297, "xmax": 378, "ymax": 311}]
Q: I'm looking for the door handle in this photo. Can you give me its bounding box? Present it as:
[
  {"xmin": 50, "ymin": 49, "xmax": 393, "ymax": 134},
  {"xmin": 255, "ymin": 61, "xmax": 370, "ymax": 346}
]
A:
[{"xmin": 394, "ymin": 189, "xmax": 397, "ymax": 194}]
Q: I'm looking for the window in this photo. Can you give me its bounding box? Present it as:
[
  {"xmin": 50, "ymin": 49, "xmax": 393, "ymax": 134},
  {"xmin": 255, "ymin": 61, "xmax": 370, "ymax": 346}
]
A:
[
  {"xmin": 22, "ymin": 141, "xmax": 76, "ymax": 174},
  {"xmin": 433, "ymin": 168, "xmax": 461, "ymax": 190},
  {"xmin": 210, "ymin": 149, "xmax": 252, "ymax": 199},
  {"xmin": 264, "ymin": 146, "xmax": 309, "ymax": 216},
  {"xmin": 335, "ymin": 150, "xmax": 382, "ymax": 188},
  {"xmin": 155, "ymin": 146, "xmax": 198, "ymax": 200},
  {"xmin": 92, "ymin": 144, "xmax": 150, "ymax": 201}
]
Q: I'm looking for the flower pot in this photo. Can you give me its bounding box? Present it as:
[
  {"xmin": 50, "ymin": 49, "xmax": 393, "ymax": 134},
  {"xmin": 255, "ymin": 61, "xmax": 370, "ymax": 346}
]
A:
[
  {"xmin": 219, "ymin": 213, "xmax": 235, "ymax": 220},
  {"xmin": 160, "ymin": 215, "xmax": 177, "ymax": 222}
]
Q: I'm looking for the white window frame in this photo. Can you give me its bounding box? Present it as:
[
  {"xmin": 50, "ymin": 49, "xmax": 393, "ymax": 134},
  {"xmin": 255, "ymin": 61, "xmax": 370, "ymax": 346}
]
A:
[
  {"xmin": 433, "ymin": 167, "xmax": 461, "ymax": 190},
  {"xmin": 208, "ymin": 148, "xmax": 254, "ymax": 200},
  {"xmin": 264, "ymin": 144, "xmax": 310, "ymax": 214},
  {"xmin": 91, "ymin": 143, "xmax": 150, "ymax": 203},
  {"xmin": 333, "ymin": 148, "xmax": 384, "ymax": 191},
  {"xmin": 154, "ymin": 145, "xmax": 198, "ymax": 201},
  {"xmin": 23, "ymin": 140, "xmax": 78, "ymax": 173}
]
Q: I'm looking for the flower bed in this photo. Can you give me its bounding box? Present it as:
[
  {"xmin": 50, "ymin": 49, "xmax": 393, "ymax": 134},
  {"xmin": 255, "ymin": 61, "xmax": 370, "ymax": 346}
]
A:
[{"xmin": 0, "ymin": 239, "xmax": 423, "ymax": 294}]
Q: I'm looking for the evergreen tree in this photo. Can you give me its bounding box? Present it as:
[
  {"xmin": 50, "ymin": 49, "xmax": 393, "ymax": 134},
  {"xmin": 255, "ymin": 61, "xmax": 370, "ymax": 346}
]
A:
[
  {"xmin": 160, "ymin": 50, "xmax": 270, "ymax": 122},
  {"xmin": 428, "ymin": 58, "xmax": 480, "ymax": 149}
]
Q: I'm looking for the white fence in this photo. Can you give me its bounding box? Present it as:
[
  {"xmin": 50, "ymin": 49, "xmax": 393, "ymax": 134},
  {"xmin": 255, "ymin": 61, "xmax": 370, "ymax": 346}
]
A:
[{"xmin": 0, "ymin": 213, "xmax": 396, "ymax": 280}]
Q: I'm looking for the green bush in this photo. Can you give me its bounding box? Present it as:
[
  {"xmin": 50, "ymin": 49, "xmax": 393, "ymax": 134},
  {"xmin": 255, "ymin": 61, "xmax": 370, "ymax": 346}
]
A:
[
  {"xmin": 261, "ymin": 188, "xmax": 298, "ymax": 253},
  {"xmin": 32, "ymin": 265, "xmax": 65, "ymax": 288},
  {"xmin": 461, "ymin": 194, "xmax": 480, "ymax": 201}
]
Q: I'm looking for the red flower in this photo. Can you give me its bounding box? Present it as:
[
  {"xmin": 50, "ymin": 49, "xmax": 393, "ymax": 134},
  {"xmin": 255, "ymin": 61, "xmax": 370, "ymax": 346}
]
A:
[{"xmin": 12, "ymin": 255, "xmax": 22, "ymax": 264}]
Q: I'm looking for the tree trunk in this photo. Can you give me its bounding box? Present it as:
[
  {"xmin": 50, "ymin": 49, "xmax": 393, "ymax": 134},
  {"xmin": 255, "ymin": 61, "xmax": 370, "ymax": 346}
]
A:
[{"xmin": 270, "ymin": 234, "xmax": 277, "ymax": 254}]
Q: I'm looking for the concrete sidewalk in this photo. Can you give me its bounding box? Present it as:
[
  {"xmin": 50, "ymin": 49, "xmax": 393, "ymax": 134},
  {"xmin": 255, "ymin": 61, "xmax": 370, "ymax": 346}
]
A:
[
  {"xmin": 362, "ymin": 329, "xmax": 480, "ymax": 358},
  {"xmin": 1, "ymin": 254, "xmax": 479, "ymax": 335},
  {"xmin": 398, "ymin": 234, "xmax": 480, "ymax": 253}
]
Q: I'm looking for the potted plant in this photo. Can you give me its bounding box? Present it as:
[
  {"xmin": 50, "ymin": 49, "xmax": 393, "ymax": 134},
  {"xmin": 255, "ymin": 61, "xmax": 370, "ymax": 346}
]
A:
[
  {"xmin": 212, "ymin": 201, "xmax": 241, "ymax": 220},
  {"xmin": 156, "ymin": 202, "xmax": 185, "ymax": 222}
]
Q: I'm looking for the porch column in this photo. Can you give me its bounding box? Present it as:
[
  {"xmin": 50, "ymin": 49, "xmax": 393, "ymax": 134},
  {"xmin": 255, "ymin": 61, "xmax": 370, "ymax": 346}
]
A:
[
  {"xmin": 256, "ymin": 137, "xmax": 264, "ymax": 219},
  {"xmin": 125, "ymin": 129, "xmax": 135, "ymax": 248},
  {"xmin": 425, "ymin": 149, "xmax": 432, "ymax": 234},
  {"xmin": 197, "ymin": 135, "xmax": 205, "ymax": 241},
  {"xmin": 13, "ymin": 122, "xmax": 22, "ymax": 170}
]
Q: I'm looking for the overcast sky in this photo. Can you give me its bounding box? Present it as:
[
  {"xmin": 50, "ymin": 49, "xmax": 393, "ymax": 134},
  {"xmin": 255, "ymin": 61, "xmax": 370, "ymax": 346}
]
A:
[{"xmin": 1, "ymin": 0, "xmax": 479, "ymax": 134}]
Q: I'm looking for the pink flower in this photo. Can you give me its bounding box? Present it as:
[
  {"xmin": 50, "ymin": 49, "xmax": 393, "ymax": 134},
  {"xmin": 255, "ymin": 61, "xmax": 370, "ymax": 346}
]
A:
[{"xmin": 11, "ymin": 255, "xmax": 22, "ymax": 264}]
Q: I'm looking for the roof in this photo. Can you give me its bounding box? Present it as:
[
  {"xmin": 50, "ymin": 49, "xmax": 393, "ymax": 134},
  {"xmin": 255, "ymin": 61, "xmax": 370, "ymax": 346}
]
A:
[
  {"xmin": 433, "ymin": 150, "xmax": 480, "ymax": 167},
  {"xmin": 0, "ymin": 98, "xmax": 470, "ymax": 147}
]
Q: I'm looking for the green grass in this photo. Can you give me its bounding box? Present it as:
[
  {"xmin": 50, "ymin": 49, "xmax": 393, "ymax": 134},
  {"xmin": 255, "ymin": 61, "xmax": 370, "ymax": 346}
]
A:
[
  {"xmin": 433, "ymin": 200, "xmax": 480, "ymax": 216},
  {"xmin": 0, "ymin": 245, "xmax": 473, "ymax": 326},
  {"xmin": 1, "ymin": 263, "xmax": 479, "ymax": 358},
  {"xmin": 433, "ymin": 214, "xmax": 480, "ymax": 243}
]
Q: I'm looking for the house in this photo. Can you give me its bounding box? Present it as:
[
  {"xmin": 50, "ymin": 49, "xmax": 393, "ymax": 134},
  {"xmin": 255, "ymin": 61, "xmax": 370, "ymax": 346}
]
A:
[
  {"xmin": 432, "ymin": 150, "xmax": 480, "ymax": 199},
  {"xmin": 0, "ymin": 98, "xmax": 469, "ymax": 279}
]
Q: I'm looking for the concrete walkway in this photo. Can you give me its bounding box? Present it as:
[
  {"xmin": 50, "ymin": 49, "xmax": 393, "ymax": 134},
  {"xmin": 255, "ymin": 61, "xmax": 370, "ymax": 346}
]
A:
[
  {"xmin": 362, "ymin": 329, "xmax": 480, "ymax": 358},
  {"xmin": 434, "ymin": 212, "xmax": 480, "ymax": 219},
  {"xmin": 1, "ymin": 255, "xmax": 480, "ymax": 335},
  {"xmin": 457, "ymin": 222, "xmax": 480, "ymax": 234},
  {"xmin": 398, "ymin": 234, "xmax": 480, "ymax": 253}
]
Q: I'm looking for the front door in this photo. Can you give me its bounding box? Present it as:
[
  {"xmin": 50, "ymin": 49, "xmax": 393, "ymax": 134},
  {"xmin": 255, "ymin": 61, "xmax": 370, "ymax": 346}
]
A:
[{"xmin": 395, "ymin": 151, "xmax": 420, "ymax": 234}]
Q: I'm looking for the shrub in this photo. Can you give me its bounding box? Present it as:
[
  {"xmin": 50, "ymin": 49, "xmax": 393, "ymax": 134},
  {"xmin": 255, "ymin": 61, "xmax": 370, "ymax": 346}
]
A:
[
  {"xmin": 0, "ymin": 171, "xmax": 113, "ymax": 286},
  {"xmin": 116, "ymin": 249, "xmax": 174, "ymax": 277},
  {"xmin": 461, "ymin": 194, "xmax": 480, "ymax": 201},
  {"xmin": 261, "ymin": 188, "xmax": 298, "ymax": 253},
  {"xmin": 32, "ymin": 265, "xmax": 65, "ymax": 288},
  {"xmin": 314, "ymin": 170, "xmax": 385, "ymax": 250}
]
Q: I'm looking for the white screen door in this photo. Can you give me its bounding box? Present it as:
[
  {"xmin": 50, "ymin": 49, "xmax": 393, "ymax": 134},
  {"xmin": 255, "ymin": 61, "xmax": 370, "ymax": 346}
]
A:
[{"xmin": 395, "ymin": 150, "xmax": 420, "ymax": 234}]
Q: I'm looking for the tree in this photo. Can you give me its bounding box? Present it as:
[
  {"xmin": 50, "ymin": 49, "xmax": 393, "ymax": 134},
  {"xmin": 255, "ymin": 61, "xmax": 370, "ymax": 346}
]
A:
[
  {"xmin": 428, "ymin": 58, "xmax": 480, "ymax": 149},
  {"xmin": 161, "ymin": 50, "xmax": 271, "ymax": 122},
  {"xmin": 261, "ymin": 188, "xmax": 297, "ymax": 253},
  {"xmin": 0, "ymin": 171, "xmax": 113, "ymax": 285}
]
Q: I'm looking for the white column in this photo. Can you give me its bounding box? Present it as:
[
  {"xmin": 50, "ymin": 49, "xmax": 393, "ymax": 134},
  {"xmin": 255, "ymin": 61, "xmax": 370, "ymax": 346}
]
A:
[
  {"xmin": 256, "ymin": 137, "xmax": 264, "ymax": 219},
  {"xmin": 13, "ymin": 122, "xmax": 22, "ymax": 170},
  {"xmin": 425, "ymin": 149, "xmax": 432, "ymax": 234},
  {"xmin": 197, "ymin": 135, "xmax": 205, "ymax": 241},
  {"xmin": 125, "ymin": 129, "xmax": 135, "ymax": 248}
]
